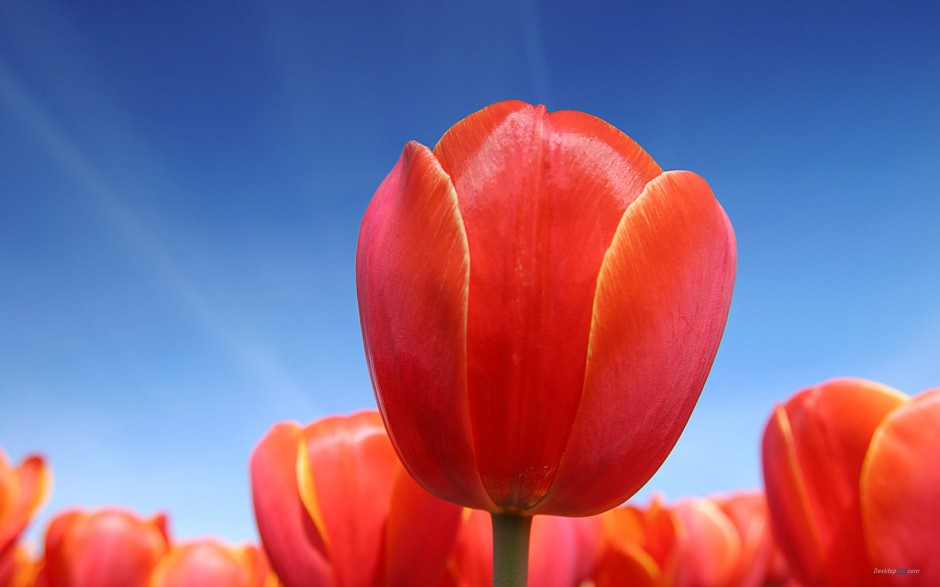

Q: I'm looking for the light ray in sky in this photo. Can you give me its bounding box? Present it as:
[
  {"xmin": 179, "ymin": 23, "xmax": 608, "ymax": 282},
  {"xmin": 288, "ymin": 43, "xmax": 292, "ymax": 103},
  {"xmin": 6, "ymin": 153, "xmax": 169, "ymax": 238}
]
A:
[{"xmin": 0, "ymin": 60, "xmax": 317, "ymax": 419}]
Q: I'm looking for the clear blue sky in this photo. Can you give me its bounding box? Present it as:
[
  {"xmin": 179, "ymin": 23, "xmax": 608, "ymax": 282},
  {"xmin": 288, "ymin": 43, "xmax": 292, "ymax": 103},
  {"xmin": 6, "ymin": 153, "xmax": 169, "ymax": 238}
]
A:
[{"xmin": 2, "ymin": 2, "xmax": 939, "ymax": 544}]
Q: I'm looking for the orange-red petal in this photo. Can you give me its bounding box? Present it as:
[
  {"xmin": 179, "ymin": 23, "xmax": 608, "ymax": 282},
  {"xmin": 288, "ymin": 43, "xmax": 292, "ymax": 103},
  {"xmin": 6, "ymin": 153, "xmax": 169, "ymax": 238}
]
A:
[
  {"xmin": 384, "ymin": 468, "xmax": 462, "ymax": 587},
  {"xmin": 762, "ymin": 378, "xmax": 908, "ymax": 587},
  {"xmin": 673, "ymin": 498, "xmax": 741, "ymax": 587},
  {"xmin": 296, "ymin": 412, "xmax": 396, "ymax": 587},
  {"xmin": 536, "ymin": 170, "xmax": 735, "ymax": 515},
  {"xmin": 149, "ymin": 542, "xmax": 267, "ymax": 587},
  {"xmin": 356, "ymin": 141, "xmax": 491, "ymax": 510},
  {"xmin": 433, "ymin": 101, "xmax": 663, "ymax": 509},
  {"xmin": 0, "ymin": 453, "xmax": 51, "ymax": 553},
  {"xmin": 250, "ymin": 422, "xmax": 331, "ymax": 587},
  {"xmin": 861, "ymin": 387, "xmax": 940, "ymax": 584},
  {"xmin": 41, "ymin": 509, "xmax": 168, "ymax": 587},
  {"xmin": 715, "ymin": 491, "xmax": 777, "ymax": 587}
]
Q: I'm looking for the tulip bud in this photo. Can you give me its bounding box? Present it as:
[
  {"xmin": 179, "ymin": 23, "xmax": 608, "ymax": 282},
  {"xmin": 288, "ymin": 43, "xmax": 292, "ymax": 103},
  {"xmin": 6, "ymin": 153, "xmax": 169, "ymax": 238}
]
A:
[
  {"xmin": 37, "ymin": 508, "xmax": 169, "ymax": 587},
  {"xmin": 357, "ymin": 100, "xmax": 736, "ymax": 517}
]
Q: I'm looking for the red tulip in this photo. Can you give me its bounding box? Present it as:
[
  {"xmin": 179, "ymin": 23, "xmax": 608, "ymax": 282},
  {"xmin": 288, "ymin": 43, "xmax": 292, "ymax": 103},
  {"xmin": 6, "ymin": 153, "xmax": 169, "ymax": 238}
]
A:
[
  {"xmin": 861, "ymin": 387, "xmax": 940, "ymax": 585},
  {"xmin": 0, "ymin": 451, "xmax": 50, "ymax": 559},
  {"xmin": 442, "ymin": 509, "xmax": 600, "ymax": 587},
  {"xmin": 149, "ymin": 541, "xmax": 278, "ymax": 587},
  {"xmin": 250, "ymin": 411, "xmax": 462, "ymax": 587},
  {"xmin": 357, "ymin": 100, "xmax": 736, "ymax": 516},
  {"xmin": 36, "ymin": 508, "xmax": 169, "ymax": 587},
  {"xmin": 761, "ymin": 378, "xmax": 910, "ymax": 586}
]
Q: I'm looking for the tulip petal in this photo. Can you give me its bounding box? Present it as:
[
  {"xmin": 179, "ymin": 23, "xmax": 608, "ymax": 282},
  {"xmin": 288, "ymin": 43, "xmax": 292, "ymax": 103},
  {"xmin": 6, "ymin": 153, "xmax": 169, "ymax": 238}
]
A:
[
  {"xmin": 594, "ymin": 543, "xmax": 660, "ymax": 587},
  {"xmin": 250, "ymin": 422, "xmax": 331, "ymax": 587},
  {"xmin": 673, "ymin": 498, "xmax": 741, "ymax": 587},
  {"xmin": 762, "ymin": 378, "xmax": 908, "ymax": 587},
  {"xmin": 442, "ymin": 509, "xmax": 493, "ymax": 587},
  {"xmin": 51, "ymin": 510, "xmax": 168, "ymax": 587},
  {"xmin": 535, "ymin": 170, "xmax": 735, "ymax": 515},
  {"xmin": 150, "ymin": 542, "xmax": 254, "ymax": 587},
  {"xmin": 433, "ymin": 101, "xmax": 664, "ymax": 508},
  {"xmin": 716, "ymin": 492, "xmax": 776, "ymax": 587},
  {"xmin": 0, "ymin": 453, "xmax": 50, "ymax": 553},
  {"xmin": 357, "ymin": 141, "xmax": 492, "ymax": 509},
  {"xmin": 384, "ymin": 468, "xmax": 463, "ymax": 587},
  {"xmin": 862, "ymin": 388, "xmax": 940, "ymax": 584},
  {"xmin": 297, "ymin": 412, "xmax": 398, "ymax": 587},
  {"xmin": 529, "ymin": 515, "xmax": 601, "ymax": 587}
]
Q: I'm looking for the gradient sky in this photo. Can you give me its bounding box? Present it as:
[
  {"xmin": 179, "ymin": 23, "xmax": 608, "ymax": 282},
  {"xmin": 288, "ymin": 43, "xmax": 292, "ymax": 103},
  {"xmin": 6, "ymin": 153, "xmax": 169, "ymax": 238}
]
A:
[{"xmin": 2, "ymin": 2, "xmax": 939, "ymax": 546}]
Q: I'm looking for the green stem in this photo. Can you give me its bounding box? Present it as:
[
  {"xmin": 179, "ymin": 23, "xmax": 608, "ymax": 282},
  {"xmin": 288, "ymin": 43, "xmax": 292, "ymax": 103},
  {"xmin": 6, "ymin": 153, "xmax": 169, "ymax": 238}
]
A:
[{"xmin": 491, "ymin": 513, "xmax": 532, "ymax": 587}]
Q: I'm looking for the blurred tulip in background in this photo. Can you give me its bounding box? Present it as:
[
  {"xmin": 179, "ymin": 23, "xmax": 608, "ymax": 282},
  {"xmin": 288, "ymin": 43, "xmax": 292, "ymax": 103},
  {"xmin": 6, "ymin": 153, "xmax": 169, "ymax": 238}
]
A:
[
  {"xmin": 763, "ymin": 378, "xmax": 940, "ymax": 586},
  {"xmin": 250, "ymin": 411, "xmax": 462, "ymax": 587},
  {"xmin": 35, "ymin": 508, "xmax": 169, "ymax": 587},
  {"xmin": 149, "ymin": 540, "xmax": 278, "ymax": 587}
]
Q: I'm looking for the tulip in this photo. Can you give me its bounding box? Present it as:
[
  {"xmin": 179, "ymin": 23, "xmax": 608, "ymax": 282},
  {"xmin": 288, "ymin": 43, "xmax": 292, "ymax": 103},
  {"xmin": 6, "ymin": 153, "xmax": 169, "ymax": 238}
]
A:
[
  {"xmin": 592, "ymin": 496, "xmax": 682, "ymax": 587},
  {"xmin": 358, "ymin": 99, "xmax": 735, "ymax": 516},
  {"xmin": 357, "ymin": 100, "xmax": 735, "ymax": 584},
  {"xmin": 0, "ymin": 545, "xmax": 40, "ymax": 587},
  {"xmin": 593, "ymin": 493, "xmax": 787, "ymax": 587},
  {"xmin": 250, "ymin": 411, "xmax": 462, "ymax": 587},
  {"xmin": 149, "ymin": 541, "xmax": 278, "ymax": 587},
  {"xmin": 0, "ymin": 451, "xmax": 50, "ymax": 559},
  {"xmin": 861, "ymin": 387, "xmax": 940, "ymax": 585},
  {"xmin": 672, "ymin": 497, "xmax": 742, "ymax": 587},
  {"xmin": 442, "ymin": 509, "xmax": 600, "ymax": 587},
  {"xmin": 35, "ymin": 508, "xmax": 169, "ymax": 587},
  {"xmin": 763, "ymin": 378, "xmax": 912, "ymax": 587},
  {"xmin": 711, "ymin": 492, "xmax": 788, "ymax": 587},
  {"xmin": 1, "ymin": 451, "xmax": 50, "ymax": 587}
]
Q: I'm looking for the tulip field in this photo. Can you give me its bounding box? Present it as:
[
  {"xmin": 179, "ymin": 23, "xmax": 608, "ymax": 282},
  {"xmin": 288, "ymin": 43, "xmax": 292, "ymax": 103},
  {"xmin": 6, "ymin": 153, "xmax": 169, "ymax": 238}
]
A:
[{"xmin": 3, "ymin": 100, "xmax": 937, "ymax": 587}]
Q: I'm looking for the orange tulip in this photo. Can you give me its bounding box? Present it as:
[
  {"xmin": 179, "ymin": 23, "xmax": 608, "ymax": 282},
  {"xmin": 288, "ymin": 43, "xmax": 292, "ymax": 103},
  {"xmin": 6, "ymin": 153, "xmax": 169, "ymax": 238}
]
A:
[
  {"xmin": 356, "ymin": 100, "xmax": 736, "ymax": 517},
  {"xmin": 0, "ymin": 451, "xmax": 50, "ymax": 559},
  {"xmin": 592, "ymin": 497, "xmax": 682, "ymax": 587},
  {"xmin": 861, "ymin": 387, "xmax": 940, "ymax": 585},
  {"xmin": 594, "ymin": 493, "xmax": 787, "ymax": 587},
  {"xmin": 149, "ymin": 540, "xmax": 278, "ymax": 587},
  {"xmin": 442, "ymin": 509, "xmax": 600, "ymax": 587},
  {"xmin": 35, "ymin": 508, "xmax": 169, "ymax": 587},
  {"xmin": 761, "ymin": 378, "xmax": 940, "ymax": 586},
  {"xmin": 1, "ymin": 451, "xmax": 50, "ymax": 587},
  {"xmin": 0, "ymin": 545, "xmax": 40, "ymax": 587},
  {"xmin": 250, "ymin": 411, "xmax": 462, "ymax": 587}
]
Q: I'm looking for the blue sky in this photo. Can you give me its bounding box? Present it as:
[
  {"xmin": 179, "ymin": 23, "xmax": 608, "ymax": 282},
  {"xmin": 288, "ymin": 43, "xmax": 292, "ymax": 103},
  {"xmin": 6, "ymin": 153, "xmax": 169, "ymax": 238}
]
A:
[{"xmin": 2, "ymin": 2, "xmax": 939, "ymax": 545}]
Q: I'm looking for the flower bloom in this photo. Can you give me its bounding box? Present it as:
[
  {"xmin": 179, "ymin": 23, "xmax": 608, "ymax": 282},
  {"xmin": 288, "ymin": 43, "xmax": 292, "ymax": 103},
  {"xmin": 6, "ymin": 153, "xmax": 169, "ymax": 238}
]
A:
[
  {"xmin": 149, "ymin": 541, "xmax": 278, "ymax": 587},
  {"xmin": 1, "ymin": 451, "xmax": 50, "ymax": 587},
  {"xmin": 442, "ymin": 509, "xmax": 600, "ymax": 587},
  {"xmin": 250, "ymin": 411, "xmax": 462, "ymax": 587},
  {"xmin": 762, "ymin": 378, "xmax": 940, "ymax": 586},
  {"xmin": 592, "ymin": 497, "xmax": 682, "ymax": 587},
  {"xmin": 357, "ymin": 100, "xmax": 736, "ymax": 516},
  {"xmin": 593, "ymin": 493, "xmax": 787, "ymax": 587},
  {"xmin": 709, "ymin": 492, "xmax": 789, "ymax": 587},
  {"xmin": 672, "ymin": 493, "xmax": 786, "ymax": 587},
  {"xmin": 861, "ymin": 387, "xmax": 940, "ymax": 584},
  {"xmin": 35, "ymin": 508, "xmax": 169, "ymax": 587}
]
